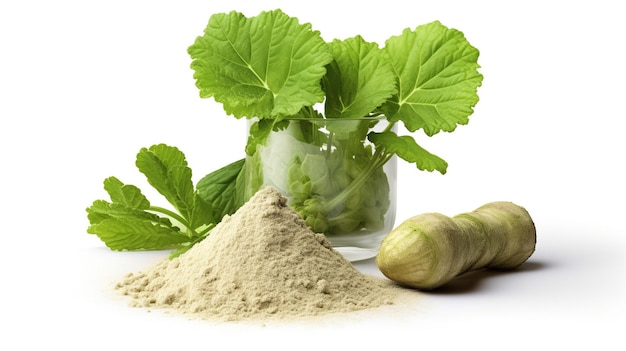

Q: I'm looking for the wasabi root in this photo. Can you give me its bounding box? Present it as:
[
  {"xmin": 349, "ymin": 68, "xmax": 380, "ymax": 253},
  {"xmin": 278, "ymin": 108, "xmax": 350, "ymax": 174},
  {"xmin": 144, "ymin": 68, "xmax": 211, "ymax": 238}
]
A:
[{"xmin": 376, "ymin": 202, "xmax": 536, "ymax": 290}]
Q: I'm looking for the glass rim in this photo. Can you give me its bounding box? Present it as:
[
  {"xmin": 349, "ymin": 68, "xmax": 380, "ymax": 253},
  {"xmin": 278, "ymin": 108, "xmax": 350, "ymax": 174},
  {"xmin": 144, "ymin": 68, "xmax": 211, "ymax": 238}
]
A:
[{"xmin": 273, "ymin": 115, "xmax": 386, "ymax": 121}]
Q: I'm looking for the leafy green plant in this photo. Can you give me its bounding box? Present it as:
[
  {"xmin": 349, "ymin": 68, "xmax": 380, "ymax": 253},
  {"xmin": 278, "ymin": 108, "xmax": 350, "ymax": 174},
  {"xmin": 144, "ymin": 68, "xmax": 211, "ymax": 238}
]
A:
[
  {"xmin": 87, "ymin": 8, "xmax": 483, "ymax": 255},
  {"xmin": 189, "ymin": 10, "xmax": 482, "ymax": 171},
  {"xmin": 86, "ymin": 145, "xmax": 243, "ymax": 258},
  {"xmin": 188, "ymin": 9, "xmax": 483, "ymax": 237}
]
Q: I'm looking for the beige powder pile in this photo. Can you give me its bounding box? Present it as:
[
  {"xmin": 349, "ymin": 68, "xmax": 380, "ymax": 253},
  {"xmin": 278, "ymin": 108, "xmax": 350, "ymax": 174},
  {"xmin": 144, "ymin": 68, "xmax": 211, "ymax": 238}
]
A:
[{"xmin": 116, "ymin": 186, "xmax": 407, "ymax": 321}]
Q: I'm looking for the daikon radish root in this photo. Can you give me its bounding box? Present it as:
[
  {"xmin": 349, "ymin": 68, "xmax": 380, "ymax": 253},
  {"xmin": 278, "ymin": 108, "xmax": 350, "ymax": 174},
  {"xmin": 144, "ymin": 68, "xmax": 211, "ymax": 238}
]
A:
[{"xmin": 376, "ymin": 202, "xmax": 536, "ymax": 290}]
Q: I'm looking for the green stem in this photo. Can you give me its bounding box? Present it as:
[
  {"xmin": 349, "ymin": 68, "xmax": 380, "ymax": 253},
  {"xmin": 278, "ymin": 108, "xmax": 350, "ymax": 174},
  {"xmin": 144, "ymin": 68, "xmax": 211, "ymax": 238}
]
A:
[{"xmin": 149, "ymin": 206, "xmax": 198, "ymax": 237}]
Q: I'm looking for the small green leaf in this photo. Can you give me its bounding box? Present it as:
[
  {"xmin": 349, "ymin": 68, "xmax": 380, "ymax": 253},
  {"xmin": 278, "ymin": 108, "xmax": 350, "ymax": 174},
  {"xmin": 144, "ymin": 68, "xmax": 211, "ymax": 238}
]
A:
[
  {"xmin": 167, "ymin": 165, "xmax": 195, "ymax": 219},
  {"xmin": 245, "ymin": 120, "xmax": 270, "ymax": 156},
  {"xmin": 383, "ymin": 21, "xmax": 483, "ymax": 136},
  {"xmin": 196, "ymin": 158, "xmax": 246, "ymax": 220},
  {"xmin": 135, "ymin": 144, "xmax": 194, "ymax": 219},
  {"xmin": 86, "ymin": 198, "xmax": 186, "ymax": 251},
  {"xmin": 244, "ymin": 119, "xmax": 288, "ymax": 156},
  {"xmin": 188, "ymin": 9, "xmax": 333, "ymax": 118},
  {"xmin": 323, "ymin": 35, "xmax": 396, "ymax": 119},
  {"xmin": 368, "ymin": 131, "xmax": 448, "ymax": 174},
  {"xmin": 87, "ymin": 217, "xmax": 189, "ymax": 251},
  {"xmin": 188, "ymin": 193, "xmax": 215, "ymax": 229},
  {"xmin": 87, "ymin": 145, "xmax": 224, "ymax": 256},
  {"xmin": 86, "ymin": 200, "xmax": 172, "ymax": 227},
  {"xmin": 103, "ymin": 177, "xmax": 150, "ymax": 209}
]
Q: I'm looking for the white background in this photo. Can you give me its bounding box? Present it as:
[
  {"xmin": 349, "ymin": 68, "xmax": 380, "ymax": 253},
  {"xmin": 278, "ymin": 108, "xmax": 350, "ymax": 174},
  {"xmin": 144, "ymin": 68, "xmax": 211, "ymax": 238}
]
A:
[{"xmin": 1, "ymin": 0, "xmax": 624, "ymax": 349}]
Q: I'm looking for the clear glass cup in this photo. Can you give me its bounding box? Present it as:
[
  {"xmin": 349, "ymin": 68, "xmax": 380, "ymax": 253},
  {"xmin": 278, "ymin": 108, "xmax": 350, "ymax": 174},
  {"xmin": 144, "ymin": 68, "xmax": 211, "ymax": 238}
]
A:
[{"xmin": 243, "ymin": 117, "xmax": 397, "ymax": 261}]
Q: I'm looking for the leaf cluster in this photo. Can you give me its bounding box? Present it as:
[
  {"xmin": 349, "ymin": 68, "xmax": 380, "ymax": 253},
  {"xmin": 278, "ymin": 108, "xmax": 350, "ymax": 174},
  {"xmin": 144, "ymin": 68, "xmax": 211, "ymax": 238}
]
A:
[
  {"xmin": 87, "ymin": 9, "xmax": 484, "ymax": 255},
  {"xmin": 86, "ymin": 145, "xmax": 244, "ymax": 258},
  {"xmin": 188, "ymin": 9, "xmax": 484, "ymax": 174}
]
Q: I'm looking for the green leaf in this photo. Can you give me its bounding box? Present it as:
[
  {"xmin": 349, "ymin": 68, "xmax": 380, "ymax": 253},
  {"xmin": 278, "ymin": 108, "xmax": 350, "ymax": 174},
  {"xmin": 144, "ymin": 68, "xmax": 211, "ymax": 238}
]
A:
[
  {"xmin": 323, "ymin": 35, "xmax": 397, "ymax": 119},
  {"xmin": 196, "ymin": 158, "xmax": 246, "ymax": 220},
  {"xmin": 383, "ymin": 21, "xmax": 483, "ymax": 136},
  {"xmin": 135, "ymin": 144, "xmax": 194, "ymax": 220},
  {"xmin": 368, "ymin": 131, "xmax": 448, "ymax": 174},
  {"xmin": 86, "ymin": 198, "xmax": 187, "ymax": 251},
  {"xmin": 87, "ymin": 145, "xmax": 222, "ymax": 255},
  {"xmin": 188, "ymin": 193, "xmax": 215, "ymax": 230},
  {"xmin": 167, "ymin": 164, "xmax": 196, "ymax": 219},
  {"xmin": 103, "ymin": 176, "xmax": 150, "ymax": 210},
  {"xmin": 244, "ymin": 118, "xmax": 289, "ymax": 156},
  {"xmin": 188, "ymin": 9, "xmax": 333, "ymax": 118},
  {"xmin": 86, "ymin": 200, "xmax": 172, "ymax": 227},
  {"xmin": 87, "ymin": 217, "xmax": 190, "ymax": 251}
]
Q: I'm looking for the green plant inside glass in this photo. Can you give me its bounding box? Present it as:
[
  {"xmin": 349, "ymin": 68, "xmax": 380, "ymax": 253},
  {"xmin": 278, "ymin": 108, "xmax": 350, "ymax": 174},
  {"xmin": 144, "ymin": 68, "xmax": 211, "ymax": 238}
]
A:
[
  {"xmin": 187, "ymin": 9, "xmax": 483, "ymax": 259},
  {"xmin": 243, "ymin": 116, "xmax": 397, "ymax": 259},
  {"xmin": 84, "ymin": 9, "xmax": 484, "ymax": 262}
]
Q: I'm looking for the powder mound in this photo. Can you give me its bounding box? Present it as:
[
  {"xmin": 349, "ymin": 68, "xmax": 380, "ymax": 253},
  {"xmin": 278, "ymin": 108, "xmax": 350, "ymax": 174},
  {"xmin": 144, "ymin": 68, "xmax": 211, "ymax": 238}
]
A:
[{"xmin": 117, "ymin": 186, "xmax": 401, "ymax": 321}]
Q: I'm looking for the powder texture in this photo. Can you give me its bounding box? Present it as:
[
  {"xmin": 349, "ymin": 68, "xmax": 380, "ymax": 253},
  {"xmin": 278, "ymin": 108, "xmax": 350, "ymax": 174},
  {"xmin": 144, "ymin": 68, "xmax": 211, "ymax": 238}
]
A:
[{"xmin": 116, "ymin": 186, "xmax": 404, "ymax": 321}]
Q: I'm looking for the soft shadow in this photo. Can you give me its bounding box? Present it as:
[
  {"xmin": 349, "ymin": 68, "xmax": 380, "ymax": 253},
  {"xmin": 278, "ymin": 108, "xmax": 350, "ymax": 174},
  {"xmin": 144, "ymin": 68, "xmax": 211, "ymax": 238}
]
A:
[
  {"xmin": 353, "ymin": 256, "xmax": 550, "ymax": 294},
  {"xmin": 353, "ymin": 258, "xmax": 549, "ymax": 294},
  {"xmin": 351, "ymin": 256, "xmax": 377, "ymax": 266},
  {"xmin": 423, "ymin": 260, "xmax": 549, "ymax": 294}
]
